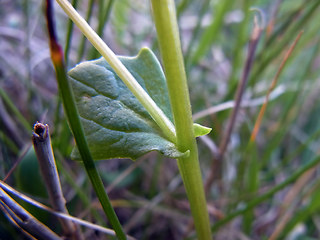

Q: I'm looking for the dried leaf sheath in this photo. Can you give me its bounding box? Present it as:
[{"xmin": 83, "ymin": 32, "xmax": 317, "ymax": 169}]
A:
[{"xmin": 32, "ymin": 123, "xmax": 83, "ymax": 240}]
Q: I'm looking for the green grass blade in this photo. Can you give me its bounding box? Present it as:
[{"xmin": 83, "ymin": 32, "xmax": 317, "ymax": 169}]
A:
[
  {"xmin": 89, "ymin": 0, "xmax": 115, "ymax": 59},
  {"xmin": 279, "ymin": 185, "xmax": 320, "ymax": 239},
  {"xmin": 190, "ymin": 0, "xmax": 233, "ymax": 64},
  {"xmin": 77, "ymin": 0, "xmax": 94, "ymax": 61},
  {"xmin": 64, "ymin": 0, "xmax": 78, "ymax": 64},
  {"xmin": 0, "ymin": 88, "xmax": 31, "ymax": 132}
]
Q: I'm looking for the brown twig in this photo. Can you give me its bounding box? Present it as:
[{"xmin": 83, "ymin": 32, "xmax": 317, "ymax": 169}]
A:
[
  {"xmin": 204, "ymin": 17, "xmax": 262, "ymax": 194},
  {"xmin": 32, "ymin": 122, "xmax": 83, "ymax": 240}
]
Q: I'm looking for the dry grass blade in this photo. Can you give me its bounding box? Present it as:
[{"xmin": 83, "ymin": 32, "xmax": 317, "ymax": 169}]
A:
[
  {"xmin": 0, "ymin": 187, "xmax": 62, "ymax": 240},
  {"xmin": 0, "ymin": 180, "xmax": 137, "ymax": 240},
  {"xmin": 192, "ymin": 85, "xmax": 286, "ymax": 121},
  {"xmin": 205, "ymin": 16, "xmax": 263, "ymax": 194},
  {"xmin": 269, "ymin": 168, "xmax": 316, "ymax": 240},
  {"xmin": 107, "ymin": 155, "xmax": 146, "ymax": 193},
  {"xmin": 3, "ymin": 144, "xmax": 31, "ymax": 182},
  {"xmin": 124, "ymin": 175, "xmax": 182, "ymax": 232},
  {"xmin": 250, "ymin": 31, "xmax": 303, "ymax": 143}
]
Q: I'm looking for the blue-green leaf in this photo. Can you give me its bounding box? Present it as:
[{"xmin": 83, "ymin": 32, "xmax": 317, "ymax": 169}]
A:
[{"xmin": 69, "ymin": 48, "xmax": 186, "ymax": 160}]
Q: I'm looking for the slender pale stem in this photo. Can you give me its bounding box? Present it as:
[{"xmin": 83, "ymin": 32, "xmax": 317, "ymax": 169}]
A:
[
  {"xmin": 55, "ymin": 0, "xmax": 176, "ymax": 143},
  {"xmin": 151, "ymin": 1, "xmax": 212, "ymax": 239}
]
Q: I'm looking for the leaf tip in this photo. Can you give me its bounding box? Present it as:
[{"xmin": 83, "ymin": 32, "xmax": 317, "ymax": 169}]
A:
[{"xmin": 193, "ymin": 123, "xmax": 212, "ymax": 137}]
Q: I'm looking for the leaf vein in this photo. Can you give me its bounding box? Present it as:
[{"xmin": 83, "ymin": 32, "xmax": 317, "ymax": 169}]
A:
[
  {"xmin": 80, "ymin": 116, "xmax": 152, "ymax": 134},
  {"xmin": 71, "ymin": 75, "xmax": 155, "ymax": 125}
]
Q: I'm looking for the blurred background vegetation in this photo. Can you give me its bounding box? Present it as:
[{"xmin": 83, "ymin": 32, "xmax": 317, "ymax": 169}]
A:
[{"xmin": 1, "ymin": 0, "xmax": 320, "ymax": 239}]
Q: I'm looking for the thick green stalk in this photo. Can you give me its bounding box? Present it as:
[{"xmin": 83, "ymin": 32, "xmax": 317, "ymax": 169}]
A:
[{"xmin": 151, "ymin": 1, "xmax": 212, "ymax": 239}]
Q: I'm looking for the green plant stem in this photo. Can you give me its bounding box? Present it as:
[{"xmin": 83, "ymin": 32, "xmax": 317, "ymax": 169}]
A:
[
  {"xmin": 45, "ymin": 1, "xmax": 126, "ymax": 239},
  {"xmin": 54, "ymin": 152, "xmax": 105, "ymax": 224},
  {"xmin": 55, "ymin": 0, "xmax": 176, "ymax": 143},
  {"xmin": 150, "ymin": 1, "xmax": 212, "ymax": 240},
  {"xmin": 51, "ymin": 41, "xmax": 126, "ymax": 240}
]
